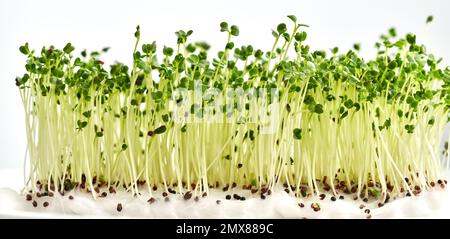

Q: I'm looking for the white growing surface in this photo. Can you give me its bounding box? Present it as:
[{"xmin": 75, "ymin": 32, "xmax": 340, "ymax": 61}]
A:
[{"xmin": 0, "ymin": 168, "xmax": 449, "ymax": 218}]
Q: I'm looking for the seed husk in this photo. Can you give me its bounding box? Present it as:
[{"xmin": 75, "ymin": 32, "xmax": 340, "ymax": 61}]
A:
[
  {"xmin": 202, "ymin": 192, "xmax": 207, "ymax": 197},
  {"xmin": 147, "ymin": 197, "xmax": 156, "ymax": 204},
  {"xmin": 226, "ymin": 195, "xmax": 231, "ymax": 200},
  {"xmin": 32, "ymin": 200, "xmax": 37, "ymax": 207},
  {"xmin": 319, "ymin": 194, "xmax": 326, "ymax": 200},
  {"xmin": 183, "ymin": 191, "xmax": 192, "ymax": 200},
  {"xmin": 194, "ymin": 196, "xmax": 199, "ymax": 202},
  {"xmin": 331, "ymin": 196, "xmax": 336, "ymax": 201},
  {"xmin": 69, "ymin": 195, "xmax": 74, "ymax": 200},
  {"xmin": 299, "ymin": 203, "xmax": 304, "ymax": 208},
  {"xmin": 233, "ymin": 194, "xmax": 241, "ymax": 200},
  {"xmin": 216, "ymin": 200, "xmax": 221, "ymax": 205},
  {"xmin": 311, "ymin": 203, "xmax": 321, "ymax": 212},
  {"xmin": 43, "ymin": 202, "xmax": 49, "ymax": 207},
  {"xmin": 117, "ymin": 203, "xmax": 122, "ymax": 212},
  {"xmin": 26, "ymin": 194, "xmax": 32, "ymax": 201},
  {"xmin": 164, "ymin": 197, "xmax": 170, "ymax": 202}
]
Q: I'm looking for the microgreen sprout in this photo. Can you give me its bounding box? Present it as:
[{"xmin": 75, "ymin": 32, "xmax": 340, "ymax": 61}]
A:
[{"xmin": 17, "ymin": 16, "xmax": 450, "ymax": 202}]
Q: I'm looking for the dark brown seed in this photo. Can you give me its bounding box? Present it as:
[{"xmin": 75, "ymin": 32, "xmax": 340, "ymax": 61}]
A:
[
  {"xmin": 378, "ymin": 203, "xmax": 384, "ymax": 208},
  {"xmin": 109, "ymin": 186, "xmax": 116, "ymax": 194},
  {"xmin": 237, "ymin": 163, "xmax": 243, "ymax": 168},
  {"xmin": 117, "ymin": 203, "xmax": 122, "ymax": 212},
  {"xmin": 351, "ymin": 186, "xmax": 357, "ymax": 193},
  {"xmin": 222, "ymin": 185, "xmax": 229, "ymax": 191},
  {"xmin": 36, "ymin": 192, "xmax": 41, "ymax": 198},
  {"xmin": 430, "ymin": 182, "xmax": 436, "ymax": 187},
  {"xmin": 190, "ymin": 183, "xmax": 196, "ymax": 189},
  {"xmin": 101, "ymin": 192, "xmax": 107, "ymax": 197},
  {"xmin": 225, "ymin": 195, "xmax": 231, "ymax": 200},
  {"xmin": 164, "ymin": 197, "xmax": 170, "ymax": 202},
  {"xmin": 364, "ymin": 209, "xmax": 370, "ymax": 214},
  {"xmin": 183, "ymin": 192, "xmax": 192, "ymax": 200},
  {"xmin": 339, "ymin": 195, "xmax": 344, "ymax": 200},
  {"xmin": 232, "ymin": 182, "xmax": 237, "ymax": 188},
  {"xmin": 43, "ymin": 202, "xmax": 49, "ymax": 207},
  {"xmin": 359, "ymin": 204, "xmax": 365, "ymax": 209},
  {"xmin": 284, "ymin": 188, "xmax": 290, "ymax": 194},
  {"xmin": 268, "ymin": 190, "xmax": 272, "ymax": 195},
  {"xmin": 147, "ymin": 197, "xmax": 156, "ymax": 204},
  {"xmin": 48, "ymin": 192, "xmax": 54, "ymax": 197},
  {"xmin": 233, "ymin": 194, "xmax": 241, "ymax": 200},
  {"xmin": 283, "ymin": 183, "xmax": 289, "ymax": 188},
  {"xmin": 319, "ymin": 194, "xmax": 326, "ymax": 200},
  {"xmin": 363, "ymin": 198, "xmax": 368, "ymax": 202},
  {"xmin": 168, "ymin": 188, "xmax": 176, "ymax": 194},
  {"xmin": 299, "ymin": 203, "xmax": 304, "ymax": 208},
  {"xmin": 414, "ymin": 185, "xmax": 421, "ymax": 191},
  {"xmin": 32, "ymin": 200, "xmax": 37, "ymax": 207},
  {"xmin": 251, "ymin": 188, "xmax": 258, "ymax": 194},
  {"xmin": 331, "ymin": 196, "xmax": 336, "ymax": 201},
  {"xmin": 261, "ymin": 188, "xmax": 268, "ymax": 194},
  {"xmin": 438, "ymin": 179, "xmax": 443, "ymax": 184},
  {"xmin": 92, "ymin": 176, "xmax": 97, "ymax": 184},
  {"xmin": 216, "ymin": 200, "xmax": 221, "ymax": 205},
  {"xmin": 202, "ymin": 192, "xmax": 207, "ymax": 197},
  {"xmin": 69, "ymin": 195, "xmax": 74, "ymax": 200},
  {"xmin": 26, "ymin": 194, "xmax": 32, "ymax": 201},
  {"xmin": 445, "ymin": 180, "xmax": 448, "ymax": 185},
  {"xmin": 405, "ymin": 177, "xmax": 410, "ymax": 183},
  {"xmin": 152, "ymin": 185, "xmax": 158, "ymax": 191},
  {"xmin": 194, "ymin": 196, "xmax": 199, "ymax": 202},
  {"xmin": 260, "ymin": 194, "xmax": 266, "ymax": 200},
  {"xmin": 162, "ymin": 192, "xmax": 168, "ymax": 197},
  {"xmin": 240, "ymin": 197, "xmax": 246, "ymax": 201},
  {"xmin": 94, "ymin": 187, "xmax": 100, "ymax": 194},
  {"xmin": 353, "ymin": 196, "xmax": 358, "ymax": 200},
  {"xmin": 406, "ymin": 192, "xmax": 411, "ymax": 197}
]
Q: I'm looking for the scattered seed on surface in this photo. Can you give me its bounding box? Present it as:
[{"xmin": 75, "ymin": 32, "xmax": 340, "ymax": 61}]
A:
[
  {"xmin": 311, "ymin": 203, "xmax": 320, "ymax": 212},
  {"xmin": 69, "ymin": 195, "xmax": 74, "ymax": 200},
  {"xmin": 299, "ymin": 203, "xmax": 304, "ymax": 208},
  {"xmin": 378, "ymin": 202, "xmax": 384, "ymax": 208},
  {"xmin": 226, "ymin": 195, "xmax": 231, "ymax": 200},
  {"xmin": 164, "ymin": 197, "xmax": 170, "ymax": 202},
  {"xmin": 101, "ymin": 192, "xmax": 107, "ymax": 197},
  {"xmin": 32, "ymin": 200, "xmax": 37, "ymax": 207},
  {"xmin": 109, "ymin": 186, "xmax": 116, "ymax": 194},
  {"xmin": 363, "ymin": 198, "xmax": 368, "ymax": 202},
  {"xmin": 162, "ymin": 192, "xmax": 168, "ymax": 197},
  {"xmin": 430, "ymin": 182, "xmax": 436, "ymax": 187},
  {"xmin": 268, "ymin": 190, "xmax": 272, "ymax": 195},
  {"xmin": 222, "ymin": 185, "xmax": 229, "ymax": 191},
  {"xmin": 240, "ymin": 197, "xmax": 246, "ymax": 201},
  {"xmin": 117, "ymin": 203, "xmax": 122, "ymax": 212},
  {"xmin": 359, "ymin": 204, "xmax": 365, "ymax": 209},
  {"xmin": 183, "ymin": 191, "xmax": 192, "ymax": 200},
  {"xmin": 48, "ymin": 192, "xmax": 54, "ymax": 197},
  {"xmin": 147, "ymin": 197, "xmax": 156, "ymax": 204},
  {"xmin": 232, "ymin": 182, "xmax": 237, "ymax": 188},
  {"xmin": 202, "ymin": 192, "xmax": 207, "ymax": 197},
  {"xmin": 36, "ymin": 192, "xmax": 41, "ymax": 198},
  {"xmin": 319, "ymin": 194, "xmax": 326, "ymax": 200},
  {"xmin": 251, "ymin": 188, "xmax": 258, "ymax": 194},
  {"xmin": 331, "ymin": 196, "xmax": 336, "ymax": 201},
  {"xmin": 26, "ymin": 194, "xmax": 32, "ymax": 201},
  {"xmin": 284, "ymin": 188, "xmax": 290, "ymax": 194},
  {"xmin": 216, "ymin": 200, "xmax": 221, "ymax": 205},
  {"xmin": 339, "ymin": 195, "xmax": 344, "ymax": 200},
  {"xmin": 233, "ymin": 194, "xmax": 241, "ymax": 200},
  {"xmin": 366, "ymin": 214, "xmax": 372, "ymax": 219},
  {"xmin": 438, "ymin": 179, "xmax": 443, "ymax": 184},
  {"xmin": 364, "ymin": 209, "xmax": 370, "ymax": 214},
  {"xmin": 260, "ymin": 194, "xmax": 266, "ymax": 200},
  {"xmin": 43, "ymin": 202, "xmax": 49, "ymax": 207},
  {"xmin": 194, "ymin": 196, "xmax": 199, "ymax": 202}
]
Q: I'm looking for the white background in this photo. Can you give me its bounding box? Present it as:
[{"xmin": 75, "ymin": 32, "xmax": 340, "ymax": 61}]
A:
[{"xmin": 0, "ymin": 0, "xmax": 449, "ymax": 169}]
